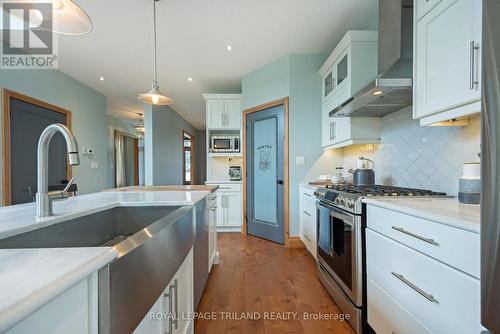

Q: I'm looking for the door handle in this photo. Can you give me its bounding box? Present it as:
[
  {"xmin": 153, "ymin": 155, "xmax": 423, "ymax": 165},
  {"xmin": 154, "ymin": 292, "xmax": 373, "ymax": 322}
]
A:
[
  {"xmin": 470, "ymin": 41, "xmax": 480, "ymax": 90},
  {"xmin": 277, "ymin": 180, "xmax": 284, "ymax": 185}
]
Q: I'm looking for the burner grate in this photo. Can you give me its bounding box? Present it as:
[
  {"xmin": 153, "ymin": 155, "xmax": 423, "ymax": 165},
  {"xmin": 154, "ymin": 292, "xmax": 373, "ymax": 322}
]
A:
[{"xmin": 324, "ymin": 184, "xmax": 447, "ymax": 197}]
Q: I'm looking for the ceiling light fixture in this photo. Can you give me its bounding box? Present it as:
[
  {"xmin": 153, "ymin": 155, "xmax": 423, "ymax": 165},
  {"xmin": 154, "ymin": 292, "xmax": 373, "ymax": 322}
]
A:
[
  {"xmin": 26, "ymin": 0, "xmax": 93, "ymax": 35},
  {"xmin": 134, "ymin": 114, "xmax": 146, "ymax": 136},
  {"xmin": 226, "ymin": 45, "xmax": 232, "ymax": 51},
  {"xmin": 137, "ymin": 0, "xmax": 174, "ymax": 106},
  {"xmin": 372, "ymin": 90, "xmax": 384, "ymax": 96},
  {"xmin": 99, "ymin": 76, "xmax": 105, "ymax": 81},
  {"xmin": 187, "ymin": 77, "xmax": 193, "ymax": 82}
]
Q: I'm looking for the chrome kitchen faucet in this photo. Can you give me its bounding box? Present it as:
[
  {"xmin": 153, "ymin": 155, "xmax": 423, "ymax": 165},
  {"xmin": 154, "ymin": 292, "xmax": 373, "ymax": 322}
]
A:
[{"xmin": 36, "ymin": 124, "xmax": 80, "ymax": 219}]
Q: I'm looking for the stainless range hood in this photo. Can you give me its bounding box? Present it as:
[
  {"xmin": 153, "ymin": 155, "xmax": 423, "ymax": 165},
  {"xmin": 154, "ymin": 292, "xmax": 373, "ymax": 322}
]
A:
[{"xmin": 330, "ymin": 0, "xmax": 414, "ymax": 118}]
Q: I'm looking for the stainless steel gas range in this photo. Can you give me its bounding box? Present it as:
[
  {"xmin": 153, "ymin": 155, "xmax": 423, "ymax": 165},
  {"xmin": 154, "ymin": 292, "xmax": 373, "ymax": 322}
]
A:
[{"xmin": 314, "ymin": 184, "xmax": 446, "ymax": 333}]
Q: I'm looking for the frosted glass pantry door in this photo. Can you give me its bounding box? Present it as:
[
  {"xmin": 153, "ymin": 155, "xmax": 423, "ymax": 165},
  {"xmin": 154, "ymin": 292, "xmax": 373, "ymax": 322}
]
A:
[{"xmin": 246, "ymin": 104, "xmax": 285, "ymax": 244}]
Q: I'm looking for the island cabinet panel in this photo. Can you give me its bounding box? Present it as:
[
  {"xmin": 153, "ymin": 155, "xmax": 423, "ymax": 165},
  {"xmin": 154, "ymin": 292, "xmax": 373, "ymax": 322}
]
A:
[
  {"xmin": 6, "ymin": 272, "xmax": 98, "ymax": 334},
  {"xmin": 134, "ymin": 248, "xmax": 194, "ymax": 334}
]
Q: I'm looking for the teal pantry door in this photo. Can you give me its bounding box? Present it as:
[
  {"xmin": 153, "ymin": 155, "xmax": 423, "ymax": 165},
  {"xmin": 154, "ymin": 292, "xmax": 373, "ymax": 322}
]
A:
[{"xmin": 245, "ymin": 103, "xmax": 285, "ymax": 244}]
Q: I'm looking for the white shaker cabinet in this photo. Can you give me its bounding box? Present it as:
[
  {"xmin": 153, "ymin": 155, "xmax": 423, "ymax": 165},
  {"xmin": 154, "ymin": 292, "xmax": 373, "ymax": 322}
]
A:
[
  {"xmin": 365, "ymin": 204, "xmax": 483, "ymax": 334},
  {"xmin": 6, "ymin": 273, "xmax": 98, "ymax": 334},
  {"xmin": 205, "ymin": 183, "xmax": 243, "ymax": 232},
  {"xmin": 204, "ymin": 94, "xmax": 242, "ymax": 130},
  {"xmin": 134, "ymin": 248, "xmax": 194, "ymax": 334},
  {"xmin": 299, "ymin": 185, "xmax": 317, "ymax": 258},
  {"xmin": 322, "ymin": 116, "xmax": 381, "ymax": 150},
  {"xmin": 319, "ymin": 31, "xmax": 381, "ymax": 149},
  {"xmin": 208, "ymin": 197, "xmax": 218, "ymax": 270},
  {"xmin": 413, "ymin": 0, "xmax": 482, "ymax": 125}
]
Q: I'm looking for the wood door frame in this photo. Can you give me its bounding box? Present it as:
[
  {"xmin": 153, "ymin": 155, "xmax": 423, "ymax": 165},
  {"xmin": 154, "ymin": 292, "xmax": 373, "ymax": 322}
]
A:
[
  {"xmin": 2, "ymin": 89, "xmax": 72, "ymax": 206},
  {"xmin": 113, "ymin": 130, "xmax": 140, "ymax": 187},
  {"xmin": 242, "ymin": 97, "xmax": 298, "ymax": 247},
  {"xmin": 182, "ymin": 130, "xmax": 196, "ymax": 185}
]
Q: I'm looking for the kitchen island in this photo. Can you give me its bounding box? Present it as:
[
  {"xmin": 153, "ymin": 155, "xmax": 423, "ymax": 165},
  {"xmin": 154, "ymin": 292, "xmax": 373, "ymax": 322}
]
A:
[{"xmin": 0, "ymin": 188, "xmax": 217, "ymax": 334}]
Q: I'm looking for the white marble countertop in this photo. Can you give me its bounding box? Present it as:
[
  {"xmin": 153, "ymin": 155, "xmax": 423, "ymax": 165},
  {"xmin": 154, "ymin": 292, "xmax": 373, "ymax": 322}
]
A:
[
  {"xmin": 0, "ymin": 190, "xmax": 210, "ymax": 239},
  {"xmin": 0, "ymin": 247, "xmax": 117, "ymax": 333},
  {"xmin": 205, "ymin": 180, "xmax": 242, "ymax": 184},
  {"xmin": 0, "ymin": 189, "xmax": 211, "ymax": 332},
  {"xmin": 363, "ymin": 197, "xmax": 481, "ymax": 233}
]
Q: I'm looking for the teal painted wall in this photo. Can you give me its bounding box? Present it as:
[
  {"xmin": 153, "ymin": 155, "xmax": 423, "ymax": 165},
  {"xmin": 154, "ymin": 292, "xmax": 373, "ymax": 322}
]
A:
[
  {"xmin": 0, "ymin": 69, "xmax": 108, "ymax": 202},
  {"xmin": 144, "ymin": 104, "xmax": 197, "ymax": 185},
  {"xmin": 242, "ymin": 54, "xmax": 328, "ymax": 237}
]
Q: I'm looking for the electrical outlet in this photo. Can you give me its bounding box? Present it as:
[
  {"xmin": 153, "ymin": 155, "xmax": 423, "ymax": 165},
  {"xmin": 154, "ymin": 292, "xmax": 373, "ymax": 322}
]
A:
[{"xmin": 91, "ymin": 162, "xmax": 99, "ymax": 169}]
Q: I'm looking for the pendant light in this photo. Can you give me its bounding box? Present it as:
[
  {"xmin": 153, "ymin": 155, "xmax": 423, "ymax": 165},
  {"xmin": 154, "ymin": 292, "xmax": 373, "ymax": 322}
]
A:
[
  {"xmin": 21, "ymin": 0, "xmax": 93, "ymax": 35},
  {"xmin": 137, "ymin": 0, "xmax": 174, "ymax": 106},
  {"xmin": 134, "ymin": 114, "xmax": 145, "ymax": 136}
]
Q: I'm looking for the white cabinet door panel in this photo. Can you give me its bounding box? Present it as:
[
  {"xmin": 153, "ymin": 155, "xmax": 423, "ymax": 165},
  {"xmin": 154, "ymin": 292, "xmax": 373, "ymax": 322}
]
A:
[
  {"xmin": 207, "ymin": 99, "xmax": 225, "ymax": 129},
  {"xmin": 367, "ymin": 229, "xmax": 482, "ymax": 334},
  {"xmin": 368, "ymin": 277, "xmax": 432, "ymax": 334},
  {"xmin": 224, "ymin": 99, "xmax": 242, "ymax": 129},
  {"xmin": 414, "ymin": 0, "xmax": 481, "ymax": 119}
]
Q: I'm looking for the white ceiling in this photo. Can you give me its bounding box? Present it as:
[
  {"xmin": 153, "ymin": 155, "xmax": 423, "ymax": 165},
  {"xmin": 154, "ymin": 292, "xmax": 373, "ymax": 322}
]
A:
[{"xmin": 59, "ymin": 0, "xmax": 378, "ymax": 129}]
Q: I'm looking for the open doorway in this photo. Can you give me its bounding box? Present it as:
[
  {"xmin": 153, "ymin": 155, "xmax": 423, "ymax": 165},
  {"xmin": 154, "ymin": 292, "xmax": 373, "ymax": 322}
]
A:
[
  {"xmin": 183, "ymin": 131, "xmax": 196, "ymax": 185},
  {"xmin": 114, "ymin": 130, "xmax": 139, "ymax": 188}
]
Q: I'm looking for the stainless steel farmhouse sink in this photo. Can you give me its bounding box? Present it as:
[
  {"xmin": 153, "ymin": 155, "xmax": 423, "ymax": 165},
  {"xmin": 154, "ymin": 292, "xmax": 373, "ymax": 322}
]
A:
[{"xmin": 0, "ymin": 205, "xmax": 196, "ymax": 334}]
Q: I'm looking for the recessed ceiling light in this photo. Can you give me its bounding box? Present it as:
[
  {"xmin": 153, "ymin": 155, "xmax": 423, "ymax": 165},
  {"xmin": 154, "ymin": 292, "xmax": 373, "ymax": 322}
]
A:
[
  {"xmin": 226, "ymin": 45, "xmax": 232, "ymax": 51},
  {"xmin": 99, "ymin": 76, "xmax": 105, "ymax": 81},
  {"xmin": 188, "ymin": 77, "xmax": 193, "ymax": 82}
]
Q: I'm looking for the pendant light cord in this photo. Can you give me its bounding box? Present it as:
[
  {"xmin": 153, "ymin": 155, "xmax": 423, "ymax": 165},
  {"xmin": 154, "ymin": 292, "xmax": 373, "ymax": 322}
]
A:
[{"xmin": 153, "ymin": 0, "xmax": 158, "ymax": 86}]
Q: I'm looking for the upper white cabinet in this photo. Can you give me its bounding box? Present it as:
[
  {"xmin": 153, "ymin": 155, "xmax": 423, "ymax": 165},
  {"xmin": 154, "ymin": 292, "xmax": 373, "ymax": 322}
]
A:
[
  {"xmin": 319, "ymin": 31, "xmax": 381, "ymax": 149},
  {"xmin": 319, "ymin": 31, "xmax": 378, "ymax": 112},
  {"xmin": 413, "ymin": 0, "xmax": 482, "ymax": 125},
  {"xmin": 204, "ymin": 94, "xmax": 242, "ymax": 130},
  {"xmin": 322, "ymin": 116, "xmax": 382, "ymax": 149}
]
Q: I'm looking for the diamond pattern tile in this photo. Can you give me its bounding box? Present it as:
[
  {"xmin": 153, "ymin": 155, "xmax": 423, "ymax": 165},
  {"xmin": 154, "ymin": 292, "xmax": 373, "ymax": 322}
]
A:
[{"xmin": 343, "ymin": 107, "xmax": 480, "ymax": 196}]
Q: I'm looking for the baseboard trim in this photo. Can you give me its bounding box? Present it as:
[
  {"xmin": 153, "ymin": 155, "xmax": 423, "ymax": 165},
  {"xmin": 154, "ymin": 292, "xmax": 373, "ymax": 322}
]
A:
[{"xmin": 285, "ymin": 237, "xmax": 305, "ymax": 248}]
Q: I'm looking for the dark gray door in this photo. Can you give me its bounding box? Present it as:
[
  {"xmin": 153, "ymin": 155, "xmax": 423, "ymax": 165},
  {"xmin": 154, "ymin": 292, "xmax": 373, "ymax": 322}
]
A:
[
  {"xmin": 246, "ymin": 105, "xmax": 285, "ymax": 244},
  {"xmin": 10, "ymin": 98, "xmax": 68, "ymax": 204}
]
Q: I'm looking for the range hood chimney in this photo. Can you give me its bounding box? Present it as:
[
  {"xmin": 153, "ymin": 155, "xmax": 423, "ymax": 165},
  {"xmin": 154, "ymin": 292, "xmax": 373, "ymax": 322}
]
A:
[{"xmin": 330, "ymin": 0, "xmax": 414, "ymax": 118}]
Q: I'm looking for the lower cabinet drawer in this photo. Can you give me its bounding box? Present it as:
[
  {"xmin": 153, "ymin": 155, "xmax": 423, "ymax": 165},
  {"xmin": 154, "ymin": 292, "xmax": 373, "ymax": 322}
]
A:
[
  {"xmin": 299, "ymin": 199, "xmax": 316, "ymax": 231},
  {"xmin": 300, "ymin": 224, "xmax": 316, "ymax": 258},
  {"xmin": 367, "ymin": 229, "xmax": 482, "ymax": 334},
  {"xmin": 368, "ymin": 277, "xmax": 432, "ymax": 334}
]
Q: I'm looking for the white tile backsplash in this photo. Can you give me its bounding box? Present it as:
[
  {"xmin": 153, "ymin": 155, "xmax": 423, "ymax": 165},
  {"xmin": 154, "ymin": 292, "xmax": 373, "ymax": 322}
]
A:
[{"xmin": 343, "ymin": 107, "xmax": 480, "ymax": 195}]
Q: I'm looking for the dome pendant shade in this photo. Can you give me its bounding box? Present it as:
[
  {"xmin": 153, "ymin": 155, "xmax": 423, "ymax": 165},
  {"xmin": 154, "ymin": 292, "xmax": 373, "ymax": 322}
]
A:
[
  {"xmin": 137, "ymin": 82, "xmax": 174, "ymax": 105},
  {"xmin": 14, "ymin": 0, "xmax": 93, "ymax": 35},
  {"xmin": 52, "ymin": 0, "xmax": 93, "ymax": 35},
  {"xmin": 137, "ymin": 0, "xmax": 173, "ymax": 106}
]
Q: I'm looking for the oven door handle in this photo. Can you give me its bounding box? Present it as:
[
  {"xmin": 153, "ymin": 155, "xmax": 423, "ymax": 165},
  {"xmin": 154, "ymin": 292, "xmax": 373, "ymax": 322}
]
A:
[{"xmin": 330, "ymin": 210, "xmax": 354, "ymax": 226}]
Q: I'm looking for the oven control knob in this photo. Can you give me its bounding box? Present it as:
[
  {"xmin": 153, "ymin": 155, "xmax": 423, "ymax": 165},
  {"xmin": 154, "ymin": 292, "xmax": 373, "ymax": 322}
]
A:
[
  {"xmin": 340, "ymin": 198, "xmax": 346, "ymax": 206},
  {"xmin": 347, "ymin": 199, "xmax": 355, "ymax": 209}
]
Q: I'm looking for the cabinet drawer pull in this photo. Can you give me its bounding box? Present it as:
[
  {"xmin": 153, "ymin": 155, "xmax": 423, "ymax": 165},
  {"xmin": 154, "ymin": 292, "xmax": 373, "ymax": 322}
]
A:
[
  {"xmin": 219, "ymin": 186, "xmax": 232, "ymax": 189},
  {"xmin": 173, "ymin": 279, "xmax": 178, "ymax": 330},
  {"xmin": 391, "ymin": 272, "xmax": 438, "ymax": 303},
  {"xmin": 302, "ymin": 192, "xmax": 312, "ymax": 197},
  {"xmin": 469, "ymin": 41, "xmax": 480, "ymax": 90},
  {"xmin": 391, "ymin": 226, "xmax": 438, "ymax": 246},
  {"xmin": 304, "ymin": 234, "xmax": 312, "ymax": 242},
  {"xmin": 302, "ymin": 210, "xmax": 312, "ymax": 217}
]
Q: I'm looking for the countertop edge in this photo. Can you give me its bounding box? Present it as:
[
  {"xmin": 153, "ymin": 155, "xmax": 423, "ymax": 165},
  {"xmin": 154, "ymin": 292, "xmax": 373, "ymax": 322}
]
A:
[
  {"xmin": 362, "ymin": 198, "xmax": 480, "ymax": 234},
  {"xmin": 0, "ymin": 248, "xmax": 118, "ymax": 333}
]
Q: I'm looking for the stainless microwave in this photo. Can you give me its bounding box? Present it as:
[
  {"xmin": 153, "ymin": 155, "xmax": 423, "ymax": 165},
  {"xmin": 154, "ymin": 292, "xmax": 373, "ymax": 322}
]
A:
[{"xmin": 210, "ymin": 135, "xmax": 240, "ymax": 153}]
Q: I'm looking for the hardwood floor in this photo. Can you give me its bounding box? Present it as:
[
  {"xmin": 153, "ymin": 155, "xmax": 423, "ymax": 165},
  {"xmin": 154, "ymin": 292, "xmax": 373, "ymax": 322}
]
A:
[{"xmin": 195, "ymin": 233, "xmax": 355, "ymax": 334}]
